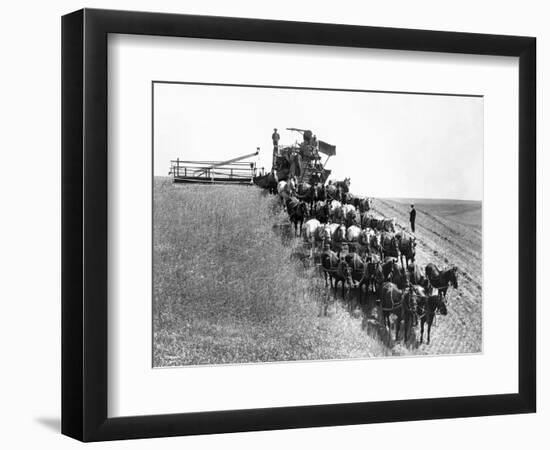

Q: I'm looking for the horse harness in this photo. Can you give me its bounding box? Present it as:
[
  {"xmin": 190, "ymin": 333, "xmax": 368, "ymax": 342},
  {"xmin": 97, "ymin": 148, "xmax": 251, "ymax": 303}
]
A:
[{"xmin": 381, "ymin": 286, "xmax": 403, "ymax": 312}]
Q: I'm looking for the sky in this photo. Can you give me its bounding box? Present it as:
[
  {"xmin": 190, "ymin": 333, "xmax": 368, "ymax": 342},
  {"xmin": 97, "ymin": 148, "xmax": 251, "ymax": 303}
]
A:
[{"xmin": 153, "ymin": 82, "xmax": 483, "ymax": 201}]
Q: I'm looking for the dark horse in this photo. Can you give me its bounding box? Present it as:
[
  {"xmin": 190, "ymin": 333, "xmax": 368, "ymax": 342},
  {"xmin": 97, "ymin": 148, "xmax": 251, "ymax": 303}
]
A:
[
  {"xmin": 380, "ymin": 231, "xmax": 400, "ymax": 260},
  {"xmin": 382, "ymin": 257, "xmax": 408, "ymax": 289},
  {"xmin": 396, "ymin": 231, "xmax": 416, "ymax": 268},
  {"xmin": 364, "ymin": 255, "xmax": 384, "ymax": 297},
  {"xmin": 379, "ymin": 282, "xmax": 417, "ymax": 342},
  {"xmin": 344, "ymin": 250, "xmax": 378, "ymax": 304},
  {"xmin": 342, "ymin": 192, "xmax": 355, "ymax": 205},
  {"xmin": 320, "ymin": 245, "xmax": 354, "ymax": 296},
  {"xmin": 425, "ymin": 263, "xmax": 458, "ymax": 300},
  {"xmin": 285, "ymin": 197, "xmax": 308, "ymax": 237},
  {"xmin": 313, "ymin": 201, "xmax": 330, "ymax": 224},
  {"xmin": 333, "ymin": 177, "xmax": 351, "ymax": 194},
  {"xmin": 355, "ymin": 197, "xmax": 372, "ymax": 213},
  {"xmin": 344, "ymin": 251, "xmax": 367, "ymax": 288},
  {"xmin": 265, "ymin": 171, "xmax": 279, "ymax": 195},
  {"xmin": 416, "ymin": 292, "xmax": 448, "ymax": 344},
  {"xmin": 326, "ymin": 183, "xmax": 342, "ymax": 202},
  {"xmin": 296, "ymin": 182, "xmax": 325, "ymax": 213}
]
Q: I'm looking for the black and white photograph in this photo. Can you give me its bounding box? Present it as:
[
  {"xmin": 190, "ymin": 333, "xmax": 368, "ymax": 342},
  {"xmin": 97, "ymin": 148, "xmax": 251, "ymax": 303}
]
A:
[{"xmin": 152, "ymin": 82, "xmax": 483, "ymax": 367}]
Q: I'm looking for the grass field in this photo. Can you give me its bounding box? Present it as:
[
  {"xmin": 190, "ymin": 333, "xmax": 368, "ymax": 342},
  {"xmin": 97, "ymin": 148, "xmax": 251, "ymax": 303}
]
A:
[
  {"xmin": 153, "ymin": 178, "xmax": 482, "ymax": 366},
  {"xmin": 153, "ymin": 177, "xmax": 388, "ymax": 366}
]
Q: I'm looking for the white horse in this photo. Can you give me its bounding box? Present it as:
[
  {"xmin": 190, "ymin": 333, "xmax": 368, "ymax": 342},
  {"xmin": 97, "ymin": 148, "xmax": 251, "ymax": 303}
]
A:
[
  {"xmin": 341, "ymin": 204, "xmax": 358, "ymax": 226},
  {"xmin": 346, "ymin": 225, "xmax": 361, "ymax": 242},
  {"xmin": 359, "ymin": 228, "xmax": 381, "ymax": 257},
  {"xmin": 341, "ymin": 204, "xmax": 355, "ymax": 216},
  {"xmin": 277, "ymin": 177, "xmax": 296, "ymax": 208},
  {"xmin": 329, "ymin": 200, "xmax": 342, "ymax": 221},
  {"xmin": 303, "ymin": 218, "xmax": 321, "ymax": 257},
  {"xmin": 303, "ymin": 219, "xmax": 321, "ymax": 245}
]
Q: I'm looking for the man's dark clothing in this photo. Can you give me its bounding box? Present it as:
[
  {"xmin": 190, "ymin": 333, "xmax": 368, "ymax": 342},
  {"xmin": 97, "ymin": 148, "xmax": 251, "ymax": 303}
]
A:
[
  {"xmin": 410, "ymin": 208, "xmax": 416, "ymax": 233},
  {"xmin": 272, "ymin": 132, "xmax": 280, "ymax": 146}
]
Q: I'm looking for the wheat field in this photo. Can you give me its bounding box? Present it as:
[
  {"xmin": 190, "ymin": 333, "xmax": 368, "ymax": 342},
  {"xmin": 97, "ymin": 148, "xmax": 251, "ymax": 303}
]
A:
[{"xmin": 153, "ymin": 178, "xmax": 389, "ymax": 366}]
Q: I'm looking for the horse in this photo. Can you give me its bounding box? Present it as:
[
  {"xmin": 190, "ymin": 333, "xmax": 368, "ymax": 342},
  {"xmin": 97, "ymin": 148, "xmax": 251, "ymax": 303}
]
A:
[
  {"xmin": 380, "ymin": 231, "xmax": 400, "ymax": 260},
  {"xmin": 343, "ymin": 251, "xmax": 383, "ymax": 300},
  {"xmin": 329, "ymin": 223, "xmax": 347, "ymax": 254},
  {"xmin": 295, "ymin": 182, "xmax": 314, "ymax": 205},
  {"xmin": 312, "ymin": 183, "xmax": 326, "ymax": 203},
  {"xmin": 343, "ymin": 251, "xmax": 366, "ymax": 287},
  {"xmin": 407, "ymin": 262, "xmax": 426, "ymax": 286},
  {"xmin": 357, "ymin": 228, "xmax": 372, "ymax": 256},
  {"xmin": 342, "ymin": 192, "xmax": 355, "ymax": 205},
  {"xmin": 376, "ymin": 217, "xmax": 396, "ymax": 232},
  {"xmin": 312, "ymin": 200, "xmax": 330, "ymax": 224},
  {"xmin": 358, "ymin": 228, "xmax": 381, "ymax": 258},
  {"xmin": 285, "ymin": 197, "xmax": 308, "ymax": 236},
  {"xmin": 425, "ymin": 263, "xmax": 458, "ymax": 300},
  {"xmin": 346, "ymin": 225, "xmax": 361, "ymax": 244},
  {"xmin": 303, "ymin": 218, "xmax": 320, "ymax": 248},
  {"xmin": 320, "ymin": 245, "xmax": 354, "ymax": 296},
  {"xmin": 296, "ymin": 182, "xmax": 325, "ymax": 213},
  {"xmin": 382, "ymin": 257, "xmax": 408, "ymax": 289},
  {"xmin": 329, "ymin": 200, "xmax": 343, "ymax": 222},
  {"xmin": 361, "ymin": 213, "xmax": 383, "ymax": 230},
  {"xmin": 356, "ymin": 197, "xmax": 372, "ymax": 213},
  {"xmin": 365, "ymin": 255, "xmax": 384, "ymax": 296},
  {"xmin": 333, "ymin": 177, "xmax": 351, "ymax": 194},
  {"xmin": 379, "ymin": 282, "xmax": 416, "ymax": 341},
  {"xmin": 326, "ymin": 183, "xmax": 342, "ymax": 202},
  {"xmin": 396, "ymin": 230, "xmax": 416, "ymax": 267},
  {"xmin": 277, "ymin": 177, "xmax": 296, "ymax": 208},
  {"xmin": 341, "ymin": 204, "xmax": 360, "ymax": 227},
  {"xmin": 314, "ymin": 223, "xmax": 333, "ymax": 255},
  {"xmin": 265, "ymin": 171, "xmax": 279, "ymax": 195},
  {"xmin": 416, "ymin": 292, "xmax": 448, "ymax": 344}
]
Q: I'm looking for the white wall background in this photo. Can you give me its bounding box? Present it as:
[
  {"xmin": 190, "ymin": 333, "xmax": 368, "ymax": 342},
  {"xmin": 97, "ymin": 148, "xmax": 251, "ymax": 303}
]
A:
[{"xmin": 0, "ymin": 0, "xmax": 545, "ymax": 448}]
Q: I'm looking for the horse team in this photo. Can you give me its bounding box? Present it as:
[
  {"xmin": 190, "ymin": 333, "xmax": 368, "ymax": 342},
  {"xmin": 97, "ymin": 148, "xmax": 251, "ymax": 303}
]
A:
[{"xmin": 274, "ymin": 176, "xmax": 459, "ymax": 345}]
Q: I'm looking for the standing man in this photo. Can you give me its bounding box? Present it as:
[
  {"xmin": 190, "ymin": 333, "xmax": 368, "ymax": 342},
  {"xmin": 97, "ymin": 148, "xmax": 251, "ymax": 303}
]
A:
[
  {"xmin": 272, "ymin": 128, "xmax": 280, "ymax": 154},
  {"xmin": 410, "ymin": 204, "xmax": 416, "ymax": 233}
]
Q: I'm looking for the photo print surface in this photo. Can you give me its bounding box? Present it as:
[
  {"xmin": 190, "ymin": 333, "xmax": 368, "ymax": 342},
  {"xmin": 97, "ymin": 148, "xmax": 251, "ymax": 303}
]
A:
[{"xmin": 152, "ymin": 82, "xmax": 483, "ymax": 367}]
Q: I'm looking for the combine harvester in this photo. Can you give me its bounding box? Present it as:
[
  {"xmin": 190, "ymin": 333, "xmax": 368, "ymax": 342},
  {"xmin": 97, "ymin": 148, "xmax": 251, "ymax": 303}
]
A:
[
  {"xmin": 169, "ymin": 127, "xmax": 335, "ymax": 187},
  {"xmin": 253, "ymin": 127, "xmax": 336, "ymax": 189}
]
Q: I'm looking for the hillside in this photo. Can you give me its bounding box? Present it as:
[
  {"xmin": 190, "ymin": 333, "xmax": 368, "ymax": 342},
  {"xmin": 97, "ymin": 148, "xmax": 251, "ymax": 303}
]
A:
[
  {"xmin": 153, "ymin": 178, "xmax": 388, "ymax": 366},
  {"xmin": 153, "ymin": 178, "xmax": 482, "ymax": 366}
]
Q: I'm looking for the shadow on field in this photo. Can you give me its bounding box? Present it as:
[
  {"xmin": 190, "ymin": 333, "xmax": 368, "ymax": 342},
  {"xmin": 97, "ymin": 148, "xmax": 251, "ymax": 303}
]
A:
[
  {"xmin": 314, "ymin": 278, "xmax": 420, "ymax": 352},
  {"xmin": 271, "ymin": 216, "xmax": 421, "ymax": 353}
]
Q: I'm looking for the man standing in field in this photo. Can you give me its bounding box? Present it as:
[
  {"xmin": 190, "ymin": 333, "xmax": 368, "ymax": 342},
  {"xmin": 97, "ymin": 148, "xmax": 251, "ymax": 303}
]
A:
[
  {"xmin": 272, "ymin": 128, "xmax": 280, "ymax": 154},
  {"xmin": 410, "ymin": 204, "xmax": 416, "ymax": 233}
]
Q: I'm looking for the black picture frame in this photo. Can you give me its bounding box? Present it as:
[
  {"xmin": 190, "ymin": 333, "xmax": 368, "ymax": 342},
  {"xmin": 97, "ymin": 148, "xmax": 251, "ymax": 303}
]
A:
[{"xmin": 62, "ymin": 8, "xmax": 536, "ymax": 442}]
